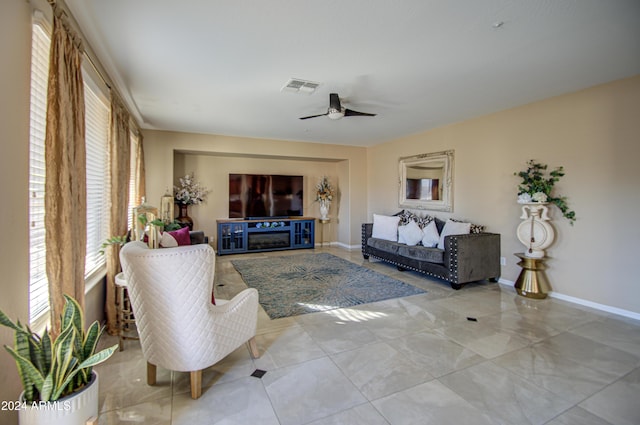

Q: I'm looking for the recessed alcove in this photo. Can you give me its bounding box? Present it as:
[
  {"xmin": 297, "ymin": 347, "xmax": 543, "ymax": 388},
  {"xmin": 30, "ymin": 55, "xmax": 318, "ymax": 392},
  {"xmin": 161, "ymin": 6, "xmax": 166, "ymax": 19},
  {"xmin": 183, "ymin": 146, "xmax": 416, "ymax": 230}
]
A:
[{"xmin": 172, "ymin": 150, "xmax": 349, "ymax": 247}]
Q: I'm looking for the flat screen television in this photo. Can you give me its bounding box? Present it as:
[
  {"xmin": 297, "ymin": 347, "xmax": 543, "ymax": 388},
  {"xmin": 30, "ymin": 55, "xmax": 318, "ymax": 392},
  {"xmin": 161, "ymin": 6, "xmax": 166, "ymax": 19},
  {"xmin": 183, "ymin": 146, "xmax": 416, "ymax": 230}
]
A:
[{"xmin": 229, "ymin": 174, "xmax": 304, "ymax": 219}]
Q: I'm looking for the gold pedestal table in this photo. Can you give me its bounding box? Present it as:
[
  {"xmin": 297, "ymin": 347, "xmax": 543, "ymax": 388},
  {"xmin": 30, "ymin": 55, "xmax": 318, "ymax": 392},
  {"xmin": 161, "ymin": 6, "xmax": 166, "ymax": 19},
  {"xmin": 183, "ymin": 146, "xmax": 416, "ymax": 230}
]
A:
[
  {"xmin": 318, "ymin": 218, "xmax": 330, "ymax": 247},
  {"xmin": 514, "ymin": 253, "xmax": 551, "ymax": 299}
]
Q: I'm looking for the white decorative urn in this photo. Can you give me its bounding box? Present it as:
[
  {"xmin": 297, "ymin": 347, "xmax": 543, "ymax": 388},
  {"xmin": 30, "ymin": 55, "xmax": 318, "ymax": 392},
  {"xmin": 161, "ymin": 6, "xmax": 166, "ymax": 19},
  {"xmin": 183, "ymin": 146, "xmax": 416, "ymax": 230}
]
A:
[{"xmin": 516, "ymin": 202, "xmax": 555, "ymax": 258}]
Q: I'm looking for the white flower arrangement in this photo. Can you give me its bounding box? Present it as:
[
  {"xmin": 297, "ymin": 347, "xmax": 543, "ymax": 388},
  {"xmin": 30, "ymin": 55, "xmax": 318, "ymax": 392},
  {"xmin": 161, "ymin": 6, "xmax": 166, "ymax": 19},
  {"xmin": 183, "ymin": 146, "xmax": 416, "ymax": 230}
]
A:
[
  {"xmin": 531, "ymin": 192, "xmax": 548, "ymax": 202},
  {"xmin": 174, "ymin": 173, "xmax": 210, "ymax": 205},
  {"xmin": 315, "ymin": 176, "xmax": 335, "ymax": 202},
  {"xmin": 517, "ymin": 191, "xmax": 548, "ymax": 204}
]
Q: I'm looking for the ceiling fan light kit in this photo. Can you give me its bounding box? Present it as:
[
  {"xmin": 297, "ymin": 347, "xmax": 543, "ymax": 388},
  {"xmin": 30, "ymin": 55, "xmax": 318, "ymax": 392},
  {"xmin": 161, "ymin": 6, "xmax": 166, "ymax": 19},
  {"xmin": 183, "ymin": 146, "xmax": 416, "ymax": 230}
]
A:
[{"xmin": 299, "ymin": 93, "xmax": 376, "ymax": 120}]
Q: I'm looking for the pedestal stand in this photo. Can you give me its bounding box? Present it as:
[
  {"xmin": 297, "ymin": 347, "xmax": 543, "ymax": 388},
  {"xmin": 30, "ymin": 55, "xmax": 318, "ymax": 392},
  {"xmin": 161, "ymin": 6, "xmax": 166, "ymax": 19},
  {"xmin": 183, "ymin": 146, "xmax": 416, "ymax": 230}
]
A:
[
  {"xmin": 514, "ymin": 253, "xmax": 551, "ymax": 299},
  {"xmin": 318, "ymin": 218, "xmax": 330, "ymax": 247}
]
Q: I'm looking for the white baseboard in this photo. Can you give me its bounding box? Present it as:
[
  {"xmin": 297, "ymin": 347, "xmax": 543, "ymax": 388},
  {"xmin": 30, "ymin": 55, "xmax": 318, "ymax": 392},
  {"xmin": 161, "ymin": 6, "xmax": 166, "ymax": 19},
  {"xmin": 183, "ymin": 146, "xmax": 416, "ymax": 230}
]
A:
[
  {"xmin": 317, "ymin": 241, "xmax": 361, "ymax": 250},
  {"xmin": 498, "ymin": 280, "xmax": 640, "ymax": 321}
]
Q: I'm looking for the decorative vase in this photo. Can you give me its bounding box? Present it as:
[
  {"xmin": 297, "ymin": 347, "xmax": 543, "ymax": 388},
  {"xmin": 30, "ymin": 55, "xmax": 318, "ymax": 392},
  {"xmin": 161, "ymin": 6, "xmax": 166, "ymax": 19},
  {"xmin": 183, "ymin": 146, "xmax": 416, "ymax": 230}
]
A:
[
  {"xmin": 176, "ymin": 204, "xmax": 194, "ymax": 230},
  {"xmin": 516, "ymin": 202, "xmax": 555, "ymax": 258},
  {"xmin": 319, "ymin": 200, "xmax": 330, "ymax": 220},
  {"xmin": 19, "ymin": 371, "xmax": 99, "ymax": 425}
]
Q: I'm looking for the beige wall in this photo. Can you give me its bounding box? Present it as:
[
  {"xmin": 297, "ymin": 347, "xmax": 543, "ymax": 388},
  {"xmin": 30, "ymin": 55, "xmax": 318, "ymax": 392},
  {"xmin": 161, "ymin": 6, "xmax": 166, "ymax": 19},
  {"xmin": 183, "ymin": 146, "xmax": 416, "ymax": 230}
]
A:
[
  {"xmin": 368, "ymin": 75, "xmax": 640, "ymax": 315},
  {"xmin": 0, "ymin": 1, "xmax": 32, "ymax": 423},
  {"xmin": 143, "ymin": 131, "xmax": 369, "ymax": 247}
]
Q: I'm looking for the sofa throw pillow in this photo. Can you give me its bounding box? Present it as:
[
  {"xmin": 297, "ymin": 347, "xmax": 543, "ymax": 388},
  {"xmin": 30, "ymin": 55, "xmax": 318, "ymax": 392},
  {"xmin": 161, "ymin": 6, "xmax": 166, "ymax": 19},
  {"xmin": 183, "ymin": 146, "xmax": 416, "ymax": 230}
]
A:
[
  {"xmin": 160, "ymin": 226, "xmax": 192, "ymax": 248},
  {"xmin": 170, "ymin": 226, "xmax": 192, "ymax": 246},
  {"xmin": 437, "ymin": 219, "xmax": 471, "ymax": 249},
  {"xmin": 398, "ymin": 220, "xmax": 424, "ymax": 246},
  {"xmin": 416, "ymin": 215, "xmax": 435, "ymax": 229},
  {"xmin": 372, "ymin": 214, "xmax": 400, "ymax": 242},
  {"xmin": 421, "ymin": 220, "xmax": 440, "ymax": 247},
  {"xmin": 159, "ymin": 231, "xmax": 179, "ymax": 248},
  {"xmin": 395, "ymin": 209, "xmax": 419, "ymax": 226},
  {"xmin": 451, "ymin": 218, "xmax": 485, "ymax": 234}
]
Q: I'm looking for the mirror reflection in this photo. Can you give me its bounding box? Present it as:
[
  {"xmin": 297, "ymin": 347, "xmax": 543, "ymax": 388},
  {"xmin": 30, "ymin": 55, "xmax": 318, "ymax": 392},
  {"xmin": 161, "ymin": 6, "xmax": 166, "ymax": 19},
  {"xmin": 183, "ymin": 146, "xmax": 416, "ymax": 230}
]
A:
[
  {"xmin": 399, "ymin": 150, "xmax": 453, "ymax": 211},
  {"xmin": 405, "ymin": 160, "xmax": 444, "ymax": 200}
]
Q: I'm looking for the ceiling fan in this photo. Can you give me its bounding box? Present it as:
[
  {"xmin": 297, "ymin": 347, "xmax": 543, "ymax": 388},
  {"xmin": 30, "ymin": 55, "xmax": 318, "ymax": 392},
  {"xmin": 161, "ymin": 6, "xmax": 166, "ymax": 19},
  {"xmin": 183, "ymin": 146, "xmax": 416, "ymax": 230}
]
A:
[{"xmin": 299, "ymin": 93, "xmax": 376, "ymax": 120}]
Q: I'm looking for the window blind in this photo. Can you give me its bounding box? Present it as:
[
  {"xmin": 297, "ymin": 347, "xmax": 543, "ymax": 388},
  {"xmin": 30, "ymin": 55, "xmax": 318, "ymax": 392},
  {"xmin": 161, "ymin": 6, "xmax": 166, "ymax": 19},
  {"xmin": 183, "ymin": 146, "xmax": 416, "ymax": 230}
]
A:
[
  {"xmin": 28, "ymin": 21, "xmax": 51, "ymax": 323},
  {"xmin": 83, "ymin": 78, "xmax": 110, "ymax": 278},
  {"xmin": 128, "ymin": 132, "xmax": 139, "ymax": 230}
]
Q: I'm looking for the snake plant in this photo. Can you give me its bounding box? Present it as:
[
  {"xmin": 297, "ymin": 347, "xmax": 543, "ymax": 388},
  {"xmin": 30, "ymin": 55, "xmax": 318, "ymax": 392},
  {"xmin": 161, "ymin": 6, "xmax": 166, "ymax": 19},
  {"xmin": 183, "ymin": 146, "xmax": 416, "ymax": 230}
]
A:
[{"xmin": 0, "ymin": 295, "xmax": 117, "ymax": 402}]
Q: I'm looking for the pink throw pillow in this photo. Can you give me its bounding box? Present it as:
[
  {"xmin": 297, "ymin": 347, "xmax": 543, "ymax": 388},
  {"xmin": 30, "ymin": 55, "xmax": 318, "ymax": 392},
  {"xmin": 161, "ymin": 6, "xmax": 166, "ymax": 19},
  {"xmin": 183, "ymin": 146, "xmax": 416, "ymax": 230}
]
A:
[{"xmin": 168, "ymin": 226, "xmax": 192, "ymax": 246}]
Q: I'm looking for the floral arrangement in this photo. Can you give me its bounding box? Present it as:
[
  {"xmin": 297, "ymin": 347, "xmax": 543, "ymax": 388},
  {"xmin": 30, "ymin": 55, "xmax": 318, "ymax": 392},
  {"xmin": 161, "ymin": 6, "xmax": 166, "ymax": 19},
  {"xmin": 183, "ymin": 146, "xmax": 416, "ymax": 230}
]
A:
[
  {"xmin": 515, "ymin": 160, "xmax": 576, "ymax": 225},
  {"xmin": 174, "ymin": 173, "xmax": 210, "ymax": 205},
  {"xmin": 315, "ymin": 176, "xmax": 335, "ymax": 203}
]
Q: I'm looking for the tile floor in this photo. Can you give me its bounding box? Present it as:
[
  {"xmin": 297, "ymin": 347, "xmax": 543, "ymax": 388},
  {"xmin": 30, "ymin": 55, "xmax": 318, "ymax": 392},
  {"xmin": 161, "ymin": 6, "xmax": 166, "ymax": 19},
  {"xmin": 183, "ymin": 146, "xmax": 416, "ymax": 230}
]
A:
[{"xmin": 96, "ymin": 247, "xmax": 640, "ymax": 425}]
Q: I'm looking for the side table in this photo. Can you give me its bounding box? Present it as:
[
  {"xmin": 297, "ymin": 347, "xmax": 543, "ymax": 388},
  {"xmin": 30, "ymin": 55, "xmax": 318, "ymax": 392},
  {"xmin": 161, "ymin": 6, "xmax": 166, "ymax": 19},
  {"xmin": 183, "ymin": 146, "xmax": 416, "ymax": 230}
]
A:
[
  {"xmin": 513, "ymin": 253, "xmax": 552, "ymax": 299},
  {"xmin": 318, "ymin": 218, "xmax": 330, "ymax": 247},
  {"xmin": 115, "ymin": 272, "xmax": 139, "ymax": 350}
]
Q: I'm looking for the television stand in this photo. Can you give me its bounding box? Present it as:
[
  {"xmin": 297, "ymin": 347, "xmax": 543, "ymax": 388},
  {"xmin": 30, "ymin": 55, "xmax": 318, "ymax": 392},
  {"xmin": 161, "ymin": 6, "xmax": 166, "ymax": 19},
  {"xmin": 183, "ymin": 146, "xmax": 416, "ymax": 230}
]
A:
[{"xmin": 217, "ymin": 217, "xmax": 315, "ymax": 255}]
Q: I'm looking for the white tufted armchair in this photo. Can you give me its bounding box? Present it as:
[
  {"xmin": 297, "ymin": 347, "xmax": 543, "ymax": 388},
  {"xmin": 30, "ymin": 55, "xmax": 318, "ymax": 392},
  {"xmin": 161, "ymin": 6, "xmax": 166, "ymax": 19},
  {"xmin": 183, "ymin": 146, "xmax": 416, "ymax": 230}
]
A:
[{"xmin": 119, "ymin": 241, "xmax": 260, "ymax": 399}]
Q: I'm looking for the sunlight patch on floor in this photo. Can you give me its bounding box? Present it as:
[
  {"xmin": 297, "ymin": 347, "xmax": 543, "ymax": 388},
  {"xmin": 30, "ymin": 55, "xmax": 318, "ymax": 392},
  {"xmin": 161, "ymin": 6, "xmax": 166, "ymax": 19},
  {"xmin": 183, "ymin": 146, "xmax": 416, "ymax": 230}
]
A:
[{"xmin": 296, "ymin": 303, "xmax": 388, "ymax": 322}]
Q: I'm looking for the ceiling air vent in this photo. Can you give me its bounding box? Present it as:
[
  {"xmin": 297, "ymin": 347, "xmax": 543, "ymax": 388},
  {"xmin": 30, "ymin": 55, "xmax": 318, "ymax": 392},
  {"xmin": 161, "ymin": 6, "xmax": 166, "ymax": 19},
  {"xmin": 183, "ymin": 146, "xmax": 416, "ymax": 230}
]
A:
[{"xmin": 281, "ymin": 78, "xmax": 320, "ymax": 94}]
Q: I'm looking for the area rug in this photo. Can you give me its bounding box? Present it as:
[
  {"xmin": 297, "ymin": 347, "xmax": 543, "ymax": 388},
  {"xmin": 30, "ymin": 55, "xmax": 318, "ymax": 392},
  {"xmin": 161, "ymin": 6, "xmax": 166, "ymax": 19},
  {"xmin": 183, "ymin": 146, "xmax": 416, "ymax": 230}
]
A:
[{"xmin": 231, "ymin": 253, "xmax": 426, "ymax": 319}]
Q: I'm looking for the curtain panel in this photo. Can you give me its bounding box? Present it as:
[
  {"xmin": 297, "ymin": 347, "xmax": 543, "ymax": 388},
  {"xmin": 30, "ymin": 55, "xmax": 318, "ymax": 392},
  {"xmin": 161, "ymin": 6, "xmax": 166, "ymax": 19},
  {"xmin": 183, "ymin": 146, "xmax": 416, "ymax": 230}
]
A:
[
  {"xmin": 105, "ymin": 96, "xmax": 131, "ymax": 334},
  {"xmin": 135, "ymin": 131, "xmax": 146, "ymax": 206},
  {"xmin": 44, "ymin": 11, "xmax": 86, "ymax": 335}
]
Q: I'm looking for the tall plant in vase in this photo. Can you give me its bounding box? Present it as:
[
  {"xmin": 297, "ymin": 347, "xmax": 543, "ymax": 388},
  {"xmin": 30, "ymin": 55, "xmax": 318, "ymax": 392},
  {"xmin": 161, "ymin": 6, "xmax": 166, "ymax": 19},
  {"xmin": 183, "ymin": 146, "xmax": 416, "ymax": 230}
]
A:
[
  {"xmin": 514, "ymin": 160, "xmax": 577, "ymax": 258},
  {"xmin": 173, "ymin": 173, "xmax": 210, "ymax": 230},
  {"xmin": 315, "ymin": 176, "xmax": 335, "ymax": 220}
]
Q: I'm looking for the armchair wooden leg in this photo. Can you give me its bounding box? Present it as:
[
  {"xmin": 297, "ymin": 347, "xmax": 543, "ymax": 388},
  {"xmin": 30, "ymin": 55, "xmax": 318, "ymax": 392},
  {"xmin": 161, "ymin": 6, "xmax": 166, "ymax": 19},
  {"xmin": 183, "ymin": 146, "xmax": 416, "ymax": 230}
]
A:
[
  {"xmin": 147, "ymin": 362, "xmax": 157, "ymax": 386},
  {"xmin": 248, "ymin": 336, "xmax": 260, "ymax": 359},
  {"xmin": 190, "ymin": 370, "xmax": 202, "ymax": 399}
]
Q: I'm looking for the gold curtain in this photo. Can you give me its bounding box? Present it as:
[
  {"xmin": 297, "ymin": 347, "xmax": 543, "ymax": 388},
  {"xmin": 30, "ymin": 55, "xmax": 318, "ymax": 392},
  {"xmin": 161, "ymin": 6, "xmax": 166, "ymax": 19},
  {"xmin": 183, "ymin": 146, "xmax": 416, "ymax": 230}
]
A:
[
  {"xmin": 45, "ymin": 10, "xmax": 86, "ymax": 334},
  {"xmin": 105, "ymin": 96, "xmax": 131, "ymax": 334},
  {"xmin": 135, "ymin": 131, "xmax": 146, "ymax": 204}
]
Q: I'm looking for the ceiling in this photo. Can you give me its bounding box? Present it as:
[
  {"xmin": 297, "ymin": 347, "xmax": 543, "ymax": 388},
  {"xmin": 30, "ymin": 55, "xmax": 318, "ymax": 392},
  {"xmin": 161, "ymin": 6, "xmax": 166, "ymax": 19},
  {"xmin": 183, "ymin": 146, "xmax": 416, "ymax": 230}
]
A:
[{"xmin": 65, "ymin": 0, "xmax": 640, "ymax": 147}]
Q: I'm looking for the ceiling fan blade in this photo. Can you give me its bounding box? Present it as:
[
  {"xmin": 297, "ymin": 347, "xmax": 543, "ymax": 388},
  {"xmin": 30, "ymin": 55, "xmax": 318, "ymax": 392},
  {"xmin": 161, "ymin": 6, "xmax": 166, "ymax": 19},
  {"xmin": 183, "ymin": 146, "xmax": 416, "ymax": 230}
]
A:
[
  {"xmin": 299, "ymin": 112, "xmax": 329, "ymax": 120},
  {"xmin": 344, "ymin": 108, "xmax": 376, "ymax": 117},
  {"xmin": 329, "ymin": 93, "xmax": 342, "ymax": 111}
]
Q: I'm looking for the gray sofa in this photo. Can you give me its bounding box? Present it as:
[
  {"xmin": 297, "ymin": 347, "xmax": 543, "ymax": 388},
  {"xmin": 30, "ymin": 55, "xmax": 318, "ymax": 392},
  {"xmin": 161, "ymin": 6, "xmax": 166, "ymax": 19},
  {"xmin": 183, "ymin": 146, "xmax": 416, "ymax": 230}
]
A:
[
  {"xmin": 361, "ymin": 219, "xmax": 500, "ymax": 289},
  {"xmin": 188, "ymin": 230, "xmax": 208, "ymax": 245}
]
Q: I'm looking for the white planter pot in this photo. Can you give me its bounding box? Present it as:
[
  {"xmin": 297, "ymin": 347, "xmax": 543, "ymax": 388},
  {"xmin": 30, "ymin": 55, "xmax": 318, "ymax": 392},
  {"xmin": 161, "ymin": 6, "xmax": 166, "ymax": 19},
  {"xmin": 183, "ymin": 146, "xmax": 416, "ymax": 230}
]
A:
[{"xmin": 19, "ymin": 371, "xmax": 99, "ymax": 425}]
